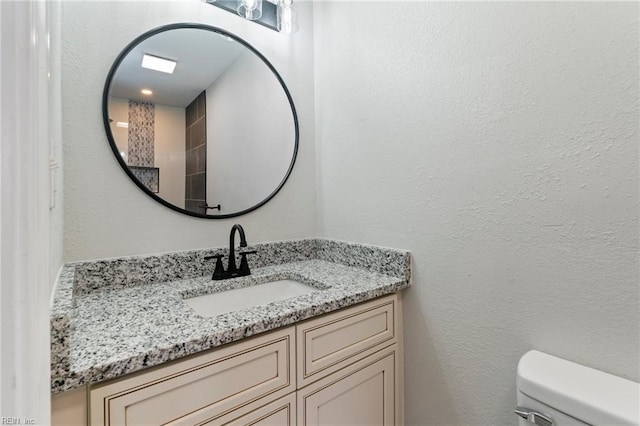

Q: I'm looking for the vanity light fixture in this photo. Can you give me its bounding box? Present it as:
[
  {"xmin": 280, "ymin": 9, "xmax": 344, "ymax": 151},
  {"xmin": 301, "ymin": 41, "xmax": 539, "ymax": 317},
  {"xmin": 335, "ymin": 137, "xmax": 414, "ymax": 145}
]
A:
[
  {"xmin": 116, "ymin": 122, "xmax": 129, "ymax": 128},
  {"xmin": 277, "ymin": 0, "xmax": 293, "ymax": 34},
  {"xmin": 141, "ymin": 54, "xmax": 177, "ymax": 74},
  {"xmin": 237, "ymin": 0, "xmax": 262, "ymax": 20},
  {"xmin": 204, "ymin": 0, "xmax": 280, "ymax": 32},
  {"xmin": 141, "ymin": 89, "xmax": 153, "ymax": 96}
]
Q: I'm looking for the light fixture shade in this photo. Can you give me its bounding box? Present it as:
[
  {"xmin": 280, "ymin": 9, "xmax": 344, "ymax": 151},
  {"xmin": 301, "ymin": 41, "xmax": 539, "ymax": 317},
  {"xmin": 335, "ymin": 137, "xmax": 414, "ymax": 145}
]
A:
[
  {"xmin": 277, "ymin": 0, "xmax": 293, "ymax": 34},
  {"xmin": 237, "ymin": 0, "xmax": 262, "ymax": 21}
]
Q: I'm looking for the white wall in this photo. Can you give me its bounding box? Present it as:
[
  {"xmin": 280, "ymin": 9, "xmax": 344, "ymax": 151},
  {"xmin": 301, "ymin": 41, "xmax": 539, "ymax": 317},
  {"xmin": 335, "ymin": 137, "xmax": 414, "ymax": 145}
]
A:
[
  {"xmin": 206, "ymin": 51, "xmax": 295, "ymax": 214},
  {"xmin": 1, "ymin": 1, "xmax": 59, "ymax": 423},
  {"xmin": 313, "ymin": 2, "xmax": 639, "ymax": 425},
  {"xmin": 155, "ymin": 104, "xmax": 186, "ymax": 208},
  {"xmin": 62, "ymin": 1, "xmax": 316, "ymax": 261},
  {"xmin": 108, "ymin": 97, "xmax": 129, "ymax": 158}
]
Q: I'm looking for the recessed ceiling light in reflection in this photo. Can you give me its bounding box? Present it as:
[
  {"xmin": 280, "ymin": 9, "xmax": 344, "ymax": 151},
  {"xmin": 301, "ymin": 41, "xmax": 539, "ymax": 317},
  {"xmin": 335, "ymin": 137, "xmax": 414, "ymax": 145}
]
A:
[
  {"xmin": 141, "ymin": 89, "xmax": 153, "ymax": 96},
  {"xmin": 141, "ymin": 54, "xmax": 177, "ymax": 74}
]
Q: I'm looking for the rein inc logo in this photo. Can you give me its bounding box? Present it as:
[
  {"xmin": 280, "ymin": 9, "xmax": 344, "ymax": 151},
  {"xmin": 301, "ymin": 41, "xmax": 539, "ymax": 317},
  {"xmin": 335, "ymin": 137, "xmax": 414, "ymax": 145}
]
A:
[{"xmin": 1, "ymin": 419, "xmax": 35, "ymax": 425}]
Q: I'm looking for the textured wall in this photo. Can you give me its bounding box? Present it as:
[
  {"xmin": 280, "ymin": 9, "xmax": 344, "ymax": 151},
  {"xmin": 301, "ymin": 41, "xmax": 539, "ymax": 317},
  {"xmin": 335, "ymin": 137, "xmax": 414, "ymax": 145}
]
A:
[
  {"xmin": 62, "ymin": 1, "xmax": 316, "ymax": 261},
  {"xmin": 313, "ymin": 2, "xmax": 639, "ymax": 425}
]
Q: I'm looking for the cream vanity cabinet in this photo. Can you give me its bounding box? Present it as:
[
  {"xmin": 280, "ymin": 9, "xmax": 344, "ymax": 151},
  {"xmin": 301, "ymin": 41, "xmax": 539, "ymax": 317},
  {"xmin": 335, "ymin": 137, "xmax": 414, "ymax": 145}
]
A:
[
  {"xmin": 295, "ymin": 295, "xmax": 400, "ymax": 426},
  {"xmin": 53, "ymin": 294, "xmax": 403, "ymax": 426}
]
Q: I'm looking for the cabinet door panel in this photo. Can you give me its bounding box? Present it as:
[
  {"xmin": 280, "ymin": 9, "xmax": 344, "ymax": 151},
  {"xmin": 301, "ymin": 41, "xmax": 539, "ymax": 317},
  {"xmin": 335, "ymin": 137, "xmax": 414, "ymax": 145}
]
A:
[
  {"xmin": 203, "ymin": 393, "xmax": 296, "ymax": 426},
  {"xmin": 90, "ymin": 327, "xmax": 294, "ymax": 426},
  {"xmin": 298, "ymin": 345, "xmax": 397, "ymax": 426}
]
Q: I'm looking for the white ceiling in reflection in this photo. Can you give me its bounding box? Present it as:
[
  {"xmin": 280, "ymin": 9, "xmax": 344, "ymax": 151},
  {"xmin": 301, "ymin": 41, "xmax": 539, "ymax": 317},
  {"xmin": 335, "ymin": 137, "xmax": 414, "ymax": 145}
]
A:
[{"xmin": 111, "ymin": 28, "xmax": 243, "ymax": 107}]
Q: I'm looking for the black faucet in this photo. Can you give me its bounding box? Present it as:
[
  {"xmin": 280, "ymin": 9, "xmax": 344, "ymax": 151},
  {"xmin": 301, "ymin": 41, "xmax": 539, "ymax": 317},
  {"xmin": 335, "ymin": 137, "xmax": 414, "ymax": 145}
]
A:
[
  {"xmin": 227, "ymin": 224, "xmax": 246, "ymax": 274},
  {"xmin": 204, "ymin": 224, "xmax": 256, "ymax": 280}
]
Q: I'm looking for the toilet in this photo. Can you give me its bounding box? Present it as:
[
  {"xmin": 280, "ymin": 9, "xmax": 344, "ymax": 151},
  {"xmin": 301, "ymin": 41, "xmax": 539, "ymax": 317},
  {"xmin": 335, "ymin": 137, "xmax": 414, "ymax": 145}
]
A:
[{"xmin": 516, "ymin": 350, "xmax": 640, "ymax": 425}]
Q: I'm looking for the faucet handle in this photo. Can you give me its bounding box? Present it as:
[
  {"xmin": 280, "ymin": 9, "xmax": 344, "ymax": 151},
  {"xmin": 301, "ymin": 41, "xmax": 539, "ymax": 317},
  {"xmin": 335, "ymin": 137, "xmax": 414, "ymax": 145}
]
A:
[
  {"xmin": 204, "ymin": 254, "xmax": 224, "ymax": 260},
  {"xmin": 238, "ymin": 250, "xmax": 257, "ymax": 276},
  {"xmin": 204, "ymin": 254, "xmax": 226, "ymax": 280}
]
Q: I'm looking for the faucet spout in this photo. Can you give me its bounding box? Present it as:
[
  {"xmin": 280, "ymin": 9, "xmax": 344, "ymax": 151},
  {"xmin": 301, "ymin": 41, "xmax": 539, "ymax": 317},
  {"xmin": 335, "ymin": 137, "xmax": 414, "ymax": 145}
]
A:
[{"xmin": 228, "ymin": 224, "xmax": 247, "ymax": 273}]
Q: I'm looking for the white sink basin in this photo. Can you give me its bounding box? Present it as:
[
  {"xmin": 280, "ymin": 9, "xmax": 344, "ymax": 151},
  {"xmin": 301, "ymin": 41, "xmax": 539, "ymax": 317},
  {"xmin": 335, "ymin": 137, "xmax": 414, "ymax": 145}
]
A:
[{"xmin": 184, "ymin": 279, "xmax": 316, "ymax": 317}]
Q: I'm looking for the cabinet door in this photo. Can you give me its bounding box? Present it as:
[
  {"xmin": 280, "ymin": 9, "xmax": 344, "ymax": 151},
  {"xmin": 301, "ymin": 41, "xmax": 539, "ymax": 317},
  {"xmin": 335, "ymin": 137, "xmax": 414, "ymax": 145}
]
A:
[
  {"xmin": 204, "ymin": 393, "xmax": 296, "ymax": 426},
  {"xmin": 297, "ymin": 345, "xmax": 397, "ymax": 426}
]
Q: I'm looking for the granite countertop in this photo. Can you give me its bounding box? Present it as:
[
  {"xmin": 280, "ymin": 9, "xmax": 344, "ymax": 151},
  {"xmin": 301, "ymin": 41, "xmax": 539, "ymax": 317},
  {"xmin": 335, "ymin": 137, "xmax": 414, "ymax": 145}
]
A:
[{"xmin": 51, "ymin": 239, "xmax": 411, "ymax": 394}]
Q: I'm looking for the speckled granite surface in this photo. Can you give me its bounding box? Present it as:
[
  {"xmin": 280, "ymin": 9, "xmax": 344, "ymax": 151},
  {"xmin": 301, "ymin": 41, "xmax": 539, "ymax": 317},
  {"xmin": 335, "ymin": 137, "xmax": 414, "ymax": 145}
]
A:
[{"xmin": 51, "ymin": 239, "xmax": 410, "ymax": 393}]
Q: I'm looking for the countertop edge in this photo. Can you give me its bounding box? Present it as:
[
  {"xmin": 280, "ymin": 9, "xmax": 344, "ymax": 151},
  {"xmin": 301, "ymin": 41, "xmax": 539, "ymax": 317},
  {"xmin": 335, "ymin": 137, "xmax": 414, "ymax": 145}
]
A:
[{"xmin": 51, "ymin": 279, "xmax": 409, "ymax": 394}]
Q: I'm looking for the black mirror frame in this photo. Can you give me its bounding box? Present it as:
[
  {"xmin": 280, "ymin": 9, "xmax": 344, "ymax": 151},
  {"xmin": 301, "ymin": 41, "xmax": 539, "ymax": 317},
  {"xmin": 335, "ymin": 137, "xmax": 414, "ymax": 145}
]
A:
[{"xmin": 102, "ymin": 23, "xmax": 299, "ymax": 219}]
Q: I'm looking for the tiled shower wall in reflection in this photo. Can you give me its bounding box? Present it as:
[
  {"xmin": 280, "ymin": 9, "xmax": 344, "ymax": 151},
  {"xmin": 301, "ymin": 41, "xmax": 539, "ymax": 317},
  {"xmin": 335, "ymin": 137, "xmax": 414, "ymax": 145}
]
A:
[
  {"xmin": 185, "ymin": 91, "xmax": 207, "ymax": 214},
  {"xmin": 129, "ymin": 166, "xmax": 159, "ymax": 193},
  {"xmin": 128, "ymin": 100, "xmax": 155, "ymax": 167}
]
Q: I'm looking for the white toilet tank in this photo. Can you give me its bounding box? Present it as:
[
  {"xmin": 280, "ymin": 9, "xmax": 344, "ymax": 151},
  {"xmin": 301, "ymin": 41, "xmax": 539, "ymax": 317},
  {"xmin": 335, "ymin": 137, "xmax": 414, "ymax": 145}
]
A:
[{"xmin": 516, "ymin": 350, "xmax": 639, "ymax": 426}]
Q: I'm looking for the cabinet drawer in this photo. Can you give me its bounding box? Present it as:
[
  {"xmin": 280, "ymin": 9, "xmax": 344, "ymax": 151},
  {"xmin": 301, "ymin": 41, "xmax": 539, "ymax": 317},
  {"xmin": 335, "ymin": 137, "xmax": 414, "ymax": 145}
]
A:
[
  {"xmin": 90, "ymin": 327, "xmax": 295, "ymax": 426},
  {"xmin": 296, "ymin": 294, "xmax": 397, "ymax": 387}
]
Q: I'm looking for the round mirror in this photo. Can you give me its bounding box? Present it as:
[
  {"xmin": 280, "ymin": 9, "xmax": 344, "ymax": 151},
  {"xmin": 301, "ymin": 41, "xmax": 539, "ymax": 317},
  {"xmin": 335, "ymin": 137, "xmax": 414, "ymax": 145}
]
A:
[{"xmin": 103, "ymin": 23, "xmax": 298, "ymax": 218}]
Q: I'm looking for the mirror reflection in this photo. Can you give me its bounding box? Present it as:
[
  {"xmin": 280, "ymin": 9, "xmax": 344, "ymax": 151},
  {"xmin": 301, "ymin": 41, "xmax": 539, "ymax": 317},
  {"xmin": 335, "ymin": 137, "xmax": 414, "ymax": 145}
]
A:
[{"xmin": 105, "ymin": 24, "xmax": 298, "ymax": 218}]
